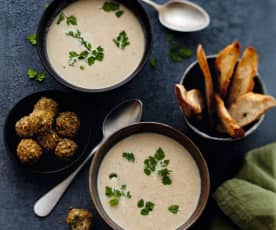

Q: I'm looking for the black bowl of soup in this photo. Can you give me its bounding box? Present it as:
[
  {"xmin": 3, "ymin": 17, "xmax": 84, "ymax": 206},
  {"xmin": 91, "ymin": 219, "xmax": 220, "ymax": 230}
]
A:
[{"xmin": 37, "ymin": 0, "xmax": 152, "ymax": 92}]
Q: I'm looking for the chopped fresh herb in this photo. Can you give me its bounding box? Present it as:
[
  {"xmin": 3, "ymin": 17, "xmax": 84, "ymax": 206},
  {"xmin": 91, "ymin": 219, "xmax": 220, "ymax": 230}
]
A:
[
  {"xmin": 144, "ymin": 147, "xmax": 172, "ymax": 185},
  {"xmin": 140, "ymin": 208, "xmax": 149, "ymax": 215},
  {"xmin": 57, "ymin": 12, "xmax": 77, "ymax": 25},
  {"xmin": 36, "ymin": 72, "xmax": 46, "ymax": 82},
  {"xmin": 122, "ymin": 152, "xmax": 135, "ymax": 162},
  {"xmin": 145, "ymin": 201, "xmax": 154, "ymax": 211},
  {"xmin": 66, "ymin": 15, "xmax": 77, "ymax": 25},
  {"xmin": 154, "ymin": 147, "xmax": 165, "ymax": 160},
  {"xmin": 168, "ymin": 205, "xmax": 179, "ymax": 214},
  {"xmin": 150, "ymin": 57, "xmax": 158, "ymax": 69},
  {"xmin": 109, "ymin": 198, "xmax": 119, "ymax": 206},
  {"xmin": 105, "ymin": 186, "xmax": 113, "ymax": 197},
  {"xmin": 166, "ymin": 33, "xmax": 193, "ymax": 62},
  {"xmin": 66, "ymin": 30, "xmax": 104, "ymax": 67},
  {"xmin": 121, "ymin": 184, "xmax": 127, "ymax": 190},
  {"xmin": 113, "ymin": 31, "xmax": 130, "ymax": 49},
  {"xmin": 27, "ymin": 68, "xmax": 37, "ymax": 79},
  {"xmin": 105, "ymin": 184, "xmax": 131, "ymax": 207},
  {"xmin": 27, "ymin": 68, "xmax": 45, "ymax": 83},
  {"xmin": 103, "ymin": 1, "xmax": 119, "ymax": 11},
  {"xmin": 116, "ymin": 10, "xmax": 124, "ymax": 17},
  {"xmin": 57, "ymin": 12, "xmax": 65, "ymax": 24},
  {"xmin": 80, "ymin": 65, "xmax": 85, "ymax": 70},
  {"xmin": 137, "ymin": 199, "xmax": 155, "ymax": 215},
  {"xmin": 44, "ymin": 3, "xmax": 49, "ymax": 8},
  {"xmin": 102, "ymin": 1, "xmax": 124, "ymax": 17},
  {"xmin": 109, "ymin": 173, "xmax": 118, "ymax": 179},
  {"xmin": 27, "ymin": 33, "xmax": 37, "ymax": 45},
  {"xmin": 126, "ymin": 191, "xmax": 132, "ymax": 199},
  {"xmin": 137, "ymin": 199, "xmax": 144, "ymax": 208}
]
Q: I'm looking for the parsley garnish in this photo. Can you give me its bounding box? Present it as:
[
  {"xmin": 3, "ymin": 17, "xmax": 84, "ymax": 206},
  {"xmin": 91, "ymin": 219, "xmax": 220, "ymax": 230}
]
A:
[
  {"xmin": 27, "ymin": 68, "xmax": 45, "ymax": 83},
  {"xmin": 137, "ymin": 199, "xmax": 144, "ymax": 208},
  {"xmin": 105, "ymin": 185, "xmax": 131, "ymax": 207},
  {"xmin": 109, "ymin": 173, "xmax": 118, "ymax": 179},
  {"xmin": 27, "ymin": 33, "xmax": 37, "ymax": 45},
  {"xmin": 102, "ymin": 1, "xmax": 124, "ymax": 17},
  {"xmin": 166, "ymin": 33, "xmax": 193, "ymax": 62},
  {"xmin": 144, "ymin": 147, "xmax": 172, "ymax": 185},
  {"xmin": 57, "ymin": 12, "xmax": 77, "ymax": 25},
  {"xmin": 150, "ymin": 57, "xmax": 158, "ymax": 69},
  {"xmin": 137, "ymin": 199, "xmax": 155, "ymax": 215},
  {"xmin": 168, "ymin": 205, "xmax": 179, "ymax": 214},
  {"xmin": 66, "ymin": 30, "xmax": 104, "ymax": 67},
  {"xmin": 122, "ymin": 152, "xmax": 135, "ymax": 162},
  {"xmin": 113, "ymin": 31, "xmax": 130, "ymax": 49}
]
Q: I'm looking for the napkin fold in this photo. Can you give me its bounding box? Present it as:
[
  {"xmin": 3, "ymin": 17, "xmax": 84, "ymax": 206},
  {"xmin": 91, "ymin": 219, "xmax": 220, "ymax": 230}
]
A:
[{"xmin": 211, "ymin": 143, "xmax": 276, "ymax": 230}]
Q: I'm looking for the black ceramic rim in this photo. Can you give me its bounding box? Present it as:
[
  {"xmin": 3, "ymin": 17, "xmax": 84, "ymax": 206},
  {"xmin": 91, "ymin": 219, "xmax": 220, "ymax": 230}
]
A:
[
  {"xmin": 179, "ymin": 54, "xmax": 266, "ymax": 142},
  {"xmin": 36, "ymin": 0, "xmax": 153, "ymax": 93},
  {"xmin": 89, "ymin": 122, "xmax": 210, "ymax": 230},
  {"xmin": 3, "ymin": 90, "xmax": 93, "ymax": 174}
]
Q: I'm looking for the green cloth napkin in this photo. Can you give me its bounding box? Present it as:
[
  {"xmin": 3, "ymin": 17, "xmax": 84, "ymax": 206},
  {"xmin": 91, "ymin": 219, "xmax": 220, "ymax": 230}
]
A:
[{"xmin": 211, "ymin": 143, "xmax": 276, "ymax": 230}]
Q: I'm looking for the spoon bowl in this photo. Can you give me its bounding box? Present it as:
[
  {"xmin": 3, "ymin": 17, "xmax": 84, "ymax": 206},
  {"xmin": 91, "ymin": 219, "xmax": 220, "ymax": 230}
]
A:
[{"xmin": 141, "ymin": 0, "xmax": 210, "ymax": 32}]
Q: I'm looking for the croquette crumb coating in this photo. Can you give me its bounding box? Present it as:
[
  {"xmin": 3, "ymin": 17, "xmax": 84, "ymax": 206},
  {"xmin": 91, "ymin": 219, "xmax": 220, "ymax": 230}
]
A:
[
  {"xmin": 37, "ymin": 130, "xmax": 61, "ymax": 152},
  {"xmin": 56, "ymin": 112, "xmax": 80, "ymax": 138},
  {"xmin": 30, "ymin": 110, "xmax": 55, "ymax": 135},
  {"xmin": 34, "ymin": 97, "xmax": 58, "ymax": 114},
  {"xmin": 16, "ymin": 139, "xmax": 43, "ymax": 165},
  {"xmin": 66, "ymin": 208, "xmax": 92, "ymax": 230},
  {"xmin": 15, "ymin": 115, "xmax": 41, "ymax": 137},
  {"xmin": 55, "ymin": 138, "xmax": 78, "ymax": 160}
]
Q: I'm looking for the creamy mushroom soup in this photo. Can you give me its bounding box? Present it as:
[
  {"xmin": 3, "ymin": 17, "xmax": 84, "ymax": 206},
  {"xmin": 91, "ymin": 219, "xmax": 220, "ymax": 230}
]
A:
[
  {"xmin": 46, "ymin": 0, "xmax": 145, "ymax": 90},
  {"xmin": 97, "ymin": 133, "xmax": 201, "ymax": 230}
]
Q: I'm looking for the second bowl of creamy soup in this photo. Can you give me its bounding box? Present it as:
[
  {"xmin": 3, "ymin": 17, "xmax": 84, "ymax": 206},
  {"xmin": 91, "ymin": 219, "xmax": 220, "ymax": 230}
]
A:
[
  {"xmin": 89, "ymin": 122, "xmax": 210, "ymax": 230},
  {"xmin": 37, "ymin": 0, "xmax": 152, "ymax": 92}
]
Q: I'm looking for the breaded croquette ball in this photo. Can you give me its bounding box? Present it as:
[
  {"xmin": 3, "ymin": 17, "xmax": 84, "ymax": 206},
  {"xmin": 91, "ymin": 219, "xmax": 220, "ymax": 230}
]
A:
[
  {"xmin": 16, "ymin": 139, "xmax": 43, "ymax": 165},
  {"xmin": 55, "ymin": 138, "xmax": 78, "ymax": 160},
  {"xmin": 34, "ymin": 97, "xmax": 58, "ymax": 114},
  {"xmin": 30, "ymin": 110, "xmax": 55, "ymax": 135},
  {"xmin": 37, "ymin": 130, "xmax": 61, "ymax": 152},
  {"xmin": 66, "ymin": 208, "xmax": 92, "ymax": 230},
  {"xmin": 56, "ymin": 112, "xmax": 80, "ymax": 138},
  {"xmin": 15, "ymin": 115, "xmax": 41, "ymax": 137}
]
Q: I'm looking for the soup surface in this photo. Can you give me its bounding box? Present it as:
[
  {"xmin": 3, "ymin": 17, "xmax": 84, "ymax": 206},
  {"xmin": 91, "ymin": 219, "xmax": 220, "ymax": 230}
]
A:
[
  {"xmin": 47, "ymin": 0, "xmax": 145, "ymax": 89},
  {"xmin": 97, "ymin": 133, "xmax": 201, "ymax": 230}
]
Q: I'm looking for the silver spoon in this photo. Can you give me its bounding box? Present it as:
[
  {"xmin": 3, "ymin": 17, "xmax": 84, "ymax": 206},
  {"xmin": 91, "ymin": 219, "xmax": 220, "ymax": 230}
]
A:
[
  {"xmin": 141, "ymin": 0, "xmax": 210, "ymax": 32},
  {"xmin": 33, "ymin": 99, "xmax": 143, "ymax": 217}
]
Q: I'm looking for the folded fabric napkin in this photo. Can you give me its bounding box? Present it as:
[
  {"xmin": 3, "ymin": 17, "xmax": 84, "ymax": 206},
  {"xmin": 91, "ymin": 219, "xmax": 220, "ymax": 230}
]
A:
[{"xmin": 211, "ymin": 143, "xmax": 276, "ymax": 230}]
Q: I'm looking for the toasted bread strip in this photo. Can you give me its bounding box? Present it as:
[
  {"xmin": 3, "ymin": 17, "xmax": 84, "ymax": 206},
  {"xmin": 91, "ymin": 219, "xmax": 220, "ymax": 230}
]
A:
[
  {"xmin": 215, "ymin": 94, "xmax": 244, "ymax": 138},
  {"xmin": 227, "ymin": 47, "xmax": 258, "ymax": 105},
  {"xmin": 175, "ymin": 84, "xmax": 204, "ymax": 118},
  {"xmin": 197, "ymin": 44, "xmax": 215, "ymax": 125},
  {"xmin": 215, "ymin": 41, "xmax": 241, "ymax": 97},
  {"xmin": 229, "ymin": 92, "xmax": 276, "ymax": 127}
]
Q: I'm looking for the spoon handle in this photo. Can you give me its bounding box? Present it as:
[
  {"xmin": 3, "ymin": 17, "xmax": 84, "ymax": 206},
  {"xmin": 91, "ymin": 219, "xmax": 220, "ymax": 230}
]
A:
[
  {"xmin": 140, "ymin": 0, "xmax": 161, "ymax": 10},
  {"xmin": 33, "ymin": 141, "xmax": 103, "ymax": 217}
]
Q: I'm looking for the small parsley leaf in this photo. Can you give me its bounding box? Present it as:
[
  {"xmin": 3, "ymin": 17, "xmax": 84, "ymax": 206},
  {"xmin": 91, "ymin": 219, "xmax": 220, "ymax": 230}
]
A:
[
  {"xmin": 113, "ymin": 31, "xmax": 130, "ymax": 49},
  {"xmin": 27, "ymin": 68, "xmax": 45, "ymax": 83},
  {"xmin": 66, "ymin": 15, "xmax": 77, "ymax": 25},
  {"xmin": 168, "ymin": 205, "xmax": 179, "ymax": 214},
  {"xmin": 57, "ymin": 12, "xmax": 65, "ymax": 24},
  {"xmin": 27, "ymin": 33, "xmax": 37, "ymax": 45},
  {"xmin": 109, "ymin": 173, "xmax": 118, "ymax": 179},
  {"xmin": 150, "ymin": 57, "xmax": 158, "ymax": 69},
  {"xmin": 122, "ymin": 152, "xmax": 135, "ymax": 162},
  {"xmin": 137, "ymin": 199, "xmax": 144, "ymax": 208}
]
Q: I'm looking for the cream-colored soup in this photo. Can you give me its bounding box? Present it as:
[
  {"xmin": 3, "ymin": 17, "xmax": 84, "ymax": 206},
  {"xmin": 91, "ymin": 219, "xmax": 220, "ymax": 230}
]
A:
[
  {"xmin": 97, "ymin": 133, "xmax": 201, "ymax": 230},
  {"xmin": 46, "ymin": 0, "xmax": 145, "ymax": 90}
]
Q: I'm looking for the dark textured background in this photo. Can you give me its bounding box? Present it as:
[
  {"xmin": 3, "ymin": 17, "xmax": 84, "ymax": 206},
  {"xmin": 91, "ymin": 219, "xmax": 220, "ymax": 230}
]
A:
[{"xmin": 1, "ymin": 0, "xmax": 276, "ymax": 229}]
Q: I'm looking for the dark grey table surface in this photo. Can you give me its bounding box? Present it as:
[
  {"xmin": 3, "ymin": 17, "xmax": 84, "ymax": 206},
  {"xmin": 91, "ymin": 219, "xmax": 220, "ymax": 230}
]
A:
[{"xmin": 1, "ymin": 0, "xmax": 276, "ymax": 229}]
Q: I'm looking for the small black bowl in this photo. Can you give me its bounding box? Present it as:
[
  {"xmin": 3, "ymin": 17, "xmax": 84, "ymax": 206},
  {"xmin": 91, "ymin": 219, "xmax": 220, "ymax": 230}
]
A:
[
  {"xmin": 179, "ymin": 55, "xmax": 266, "ymax": 141},
  {"xmin": 36, "ymin": 0, "xmax": 152, "ymax": 93},
  {"xmin": 89, "ymin": 122, "xmax": 210, "ymax": 230},
  {"xmin": 4, "ymin": 90, "xmax": 93, "ymax": 174}
]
